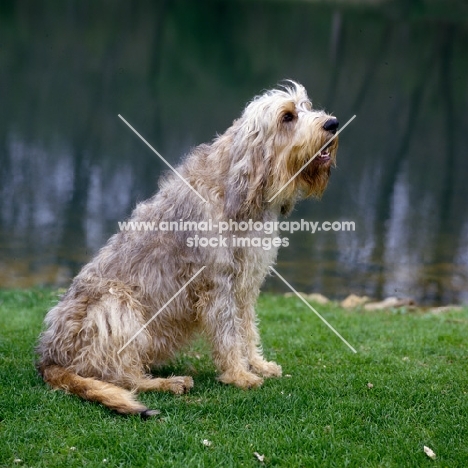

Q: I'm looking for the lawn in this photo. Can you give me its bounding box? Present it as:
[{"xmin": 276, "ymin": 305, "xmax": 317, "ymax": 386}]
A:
[{"xmin": 0, "ymin": 289, "xmax": 467, "ymax": 467}]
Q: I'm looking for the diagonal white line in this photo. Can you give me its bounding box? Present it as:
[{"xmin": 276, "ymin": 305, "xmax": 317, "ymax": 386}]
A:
[
  {"xmin": 118, "ymin": 114, "xmax": 208, "ymax": 204},
  {"xmin": 118, "ymin": 266, "xmax": 206, "ymax": 354},
  {"xmin": 269, "ymin": 266, "xmax": 357, "ymax": 353},
  {"xmin": 268, "ymin": 114, "xmax": 357, "ymax": 203}
]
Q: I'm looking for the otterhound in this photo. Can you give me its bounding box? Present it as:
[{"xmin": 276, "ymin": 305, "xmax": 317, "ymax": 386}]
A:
[{"xmin": 36, "ymin": 81, "xmax": 339, "ymax": 416}]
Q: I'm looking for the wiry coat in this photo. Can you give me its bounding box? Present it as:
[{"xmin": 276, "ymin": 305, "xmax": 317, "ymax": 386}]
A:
[{"xmin": 36, "ymin": 81, "xmax": 339, "ymax": 416}]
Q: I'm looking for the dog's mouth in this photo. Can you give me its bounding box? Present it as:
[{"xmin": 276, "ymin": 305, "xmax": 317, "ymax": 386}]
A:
[{"xmin": 313, "ymin": 140, "xmax": 334, "ymax": 164}]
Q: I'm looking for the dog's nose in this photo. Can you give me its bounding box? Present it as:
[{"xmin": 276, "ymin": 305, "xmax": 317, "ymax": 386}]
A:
[{"xmin": 323, "ymin": 118, "xmax": 339, "ymax": 134}]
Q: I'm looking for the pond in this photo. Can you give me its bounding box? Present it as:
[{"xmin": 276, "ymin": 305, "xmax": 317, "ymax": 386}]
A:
[{"xmin": 1, "ymin": 1, "xmax": 467, "ymax": 305}]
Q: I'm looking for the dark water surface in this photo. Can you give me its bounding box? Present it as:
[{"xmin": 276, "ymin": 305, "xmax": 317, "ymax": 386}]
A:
[{"xmin": 1, "ymin": 1, "xmax": 468, "ymax": 305}]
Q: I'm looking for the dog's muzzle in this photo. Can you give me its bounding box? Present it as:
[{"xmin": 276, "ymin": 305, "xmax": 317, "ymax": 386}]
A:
[{"xmin": 315, "ymin": 118, "xmax": 339, "ymax": 164}]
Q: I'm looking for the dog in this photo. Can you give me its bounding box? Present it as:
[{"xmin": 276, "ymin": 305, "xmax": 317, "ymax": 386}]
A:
[{"xmin": 36, "ymin": 80, "xmax": 339, "ymax": 416}]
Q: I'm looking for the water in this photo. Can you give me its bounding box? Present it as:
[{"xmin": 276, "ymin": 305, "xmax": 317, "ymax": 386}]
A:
[{"xmin": 1, "ymin": 1, "xmax": 467, "ymax": 305}]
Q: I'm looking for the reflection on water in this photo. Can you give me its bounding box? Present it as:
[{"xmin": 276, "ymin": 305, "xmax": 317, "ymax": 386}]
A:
[{"xmin": 1, "ymin": 1, "xmax": 467, "ymax": 305}]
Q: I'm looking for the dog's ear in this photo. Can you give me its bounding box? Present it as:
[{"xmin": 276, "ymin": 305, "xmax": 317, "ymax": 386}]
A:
[{"xmin": 224, "ymin": 126, "xmax": 269, "ymax": 220}]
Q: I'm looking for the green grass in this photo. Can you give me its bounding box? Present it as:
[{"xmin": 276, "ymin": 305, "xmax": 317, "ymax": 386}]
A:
[{"xmin": 0, "ymin": 290, "xmax": 467, "ymax": 467}]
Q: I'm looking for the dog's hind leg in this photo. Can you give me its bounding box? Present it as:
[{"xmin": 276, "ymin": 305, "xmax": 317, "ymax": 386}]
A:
[
  {"xmin": 41, "ymin": 365, "xmax": 160, "ymax": 417},
  {"xmin": 133, "ymin": 376, "xmax": 194, "ymax": 394}
]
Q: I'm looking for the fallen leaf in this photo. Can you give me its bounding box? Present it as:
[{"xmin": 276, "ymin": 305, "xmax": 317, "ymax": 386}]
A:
[
  {"xmin": 253, "ymin": 452, "xmax": 265, "ymax": 462},
  {"xmin": 424, "ymin": 445, "xmax": 436, "ymax": 460}
]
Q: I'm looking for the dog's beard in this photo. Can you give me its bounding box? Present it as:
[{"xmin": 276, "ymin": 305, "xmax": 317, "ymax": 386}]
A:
[
  {"xmin": 300, "ymin": 161, "xmax": 332, "ymax": 198},
  {"xmin": 276, "ymin": 160, "xmax": 331, "ymax": 215},
  {"xmin": 297, "ymin": 140, "xmax": 337, "ymax": 199}
]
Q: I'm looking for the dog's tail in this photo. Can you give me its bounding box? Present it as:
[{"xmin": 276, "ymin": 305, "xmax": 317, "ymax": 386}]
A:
[{"xmin": 39, "ymin": 365, "xmax": 159, "ymax": 418}]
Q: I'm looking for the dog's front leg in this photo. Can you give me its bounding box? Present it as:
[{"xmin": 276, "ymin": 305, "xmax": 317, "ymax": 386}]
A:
[
  {"xmin": 240, "ymin": 305, "xmax": 282, "ymax": 378},
  {"xmin": 201, "ymin": 285, "xmax": 263, "ymax": 389}
]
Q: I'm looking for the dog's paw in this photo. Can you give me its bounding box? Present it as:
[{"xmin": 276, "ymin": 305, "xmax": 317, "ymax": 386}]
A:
[
  {"xmin": 250, "ymin": 359, "xmax": 282, "ymax": 378},
  {"xmin": 167, "ymin": 376, "xmax": 194, "ymax": 394},
  {"xmin": 218, "ymin": 370, "xmax": 264, "ymax": 389}
]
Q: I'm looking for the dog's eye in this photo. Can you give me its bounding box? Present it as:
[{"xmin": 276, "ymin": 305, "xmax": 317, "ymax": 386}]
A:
[{"xmin": 282, "ymin": 112, "xmax": 295, "ymax": 123}]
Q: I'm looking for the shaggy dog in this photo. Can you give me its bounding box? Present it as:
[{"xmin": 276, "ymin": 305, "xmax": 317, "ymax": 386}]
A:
[{"xmin": 36, "ymin": 81, "xmax": 339, "ymax": 416}]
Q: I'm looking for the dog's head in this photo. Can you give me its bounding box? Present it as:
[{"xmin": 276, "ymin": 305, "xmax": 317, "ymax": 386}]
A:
[{"xmin": 222, "ymin": 80, "xmax": 339, "ymax": 218}]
